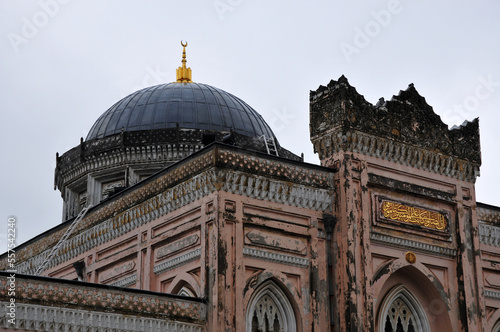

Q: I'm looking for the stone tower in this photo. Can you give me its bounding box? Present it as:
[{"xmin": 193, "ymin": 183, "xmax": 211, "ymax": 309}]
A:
[{"xmin": 310, "ymin": 76, "xmax": 484, "ymax": 331}]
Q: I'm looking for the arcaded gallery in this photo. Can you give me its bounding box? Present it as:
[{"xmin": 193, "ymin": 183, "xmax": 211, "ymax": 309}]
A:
[{"xmin": 1, "ymin": 44, "xmax": 499, "ymax": 331}]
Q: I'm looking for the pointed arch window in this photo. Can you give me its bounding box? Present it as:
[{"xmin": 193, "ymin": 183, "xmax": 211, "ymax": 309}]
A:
[
  {"xmin": 493, "ymin": 319, "xmax": 500, "ymax": 332},
  {"xmin": 246, "ymin": 280, "xmax": 296, "ymax": 332},
  {"xmin": 379, "ymin": 285, "xmax": 430, "ymax": 332}
]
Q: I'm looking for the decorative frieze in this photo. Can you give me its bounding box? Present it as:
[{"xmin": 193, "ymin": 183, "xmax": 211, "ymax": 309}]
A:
[
  {"xmin": 312, "ymin": 129, "xmax": 479, "ymax": 182},
  {"xmin": 369, "ymin": 232, "xmax": 457, "ymax": 257},
  {"xmin": 154, "ymin": 248, "xmax": 201, "ymax": 274},
  {"xmin": 108, "ymin": 274, "xmax": 137, "ymax": 288},
  {"xmin": 0, "ymin": 274, "xmax": 206, "ymax": 323},
  {"xmin": 479, "ymin": 222, "xmax": 500, "ymax": 247},
  {"xmin": 13, "ymin": 166, "xmax": 331, "ymax": 275},
  {"xmin": 0, "ymin": 303, "xmax": 203, "ymax": 331},
  {"xmin": 485, "ymin": 290, "xmax": 500, "ymax": 300},
  {"xmin": 245, "ymin": 229, "xmax": 307, "ymax": 255},
  {"xmin": 57, "ymin": 140, "xmax": 203, "ymax": 192},
  {"xmin": 478, "ymin": 206, "xmax": 500, "ymax": 224},
  {"xmin": 100, "ymin": 261, "xmax": 136, "ymax": 283},
  {"xmin": 156, "ymin": 234, "xmax": 200, "ymax": 259},
  {"xmin": 4, "ymin": 146, "xmax": 333, "ymax": 275},
  {"xmin": 243, "ymin": 247, "xmax": 310, "ymax": 268}
]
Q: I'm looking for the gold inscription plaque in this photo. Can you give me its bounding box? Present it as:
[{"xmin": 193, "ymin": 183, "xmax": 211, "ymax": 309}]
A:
[{"xmin": 381, "ymin": 201, "xmax": 446, "ymax": 230}]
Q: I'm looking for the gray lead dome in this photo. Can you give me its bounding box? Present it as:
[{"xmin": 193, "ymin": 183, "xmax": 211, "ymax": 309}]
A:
[{"xmin": 86, "ymin": 82, "xmax": 276, "ymax": 141}]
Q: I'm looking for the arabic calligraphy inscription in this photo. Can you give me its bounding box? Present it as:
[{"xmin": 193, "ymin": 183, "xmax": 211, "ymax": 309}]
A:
[{"xmin": 381, "ymin": 201, "xmax": 446, "ymax": 231}]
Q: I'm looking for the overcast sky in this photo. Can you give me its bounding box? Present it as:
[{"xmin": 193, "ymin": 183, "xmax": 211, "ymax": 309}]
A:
[{"xmin": 1, "ymin": 1, "xmax": 499, "ymax": 245}]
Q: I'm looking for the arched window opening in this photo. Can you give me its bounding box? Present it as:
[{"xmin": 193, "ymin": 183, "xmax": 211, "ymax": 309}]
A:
[
  {"xmin": 493, "ymin": 319, "xmax": 500, "ymax": 332},
  {"xmin": 246, "ymin": 280, "xmax": 296, "ymax": 332},
  {"xmin": 379, "ymin": 285, "xmax": 430, "ymax": 332}
]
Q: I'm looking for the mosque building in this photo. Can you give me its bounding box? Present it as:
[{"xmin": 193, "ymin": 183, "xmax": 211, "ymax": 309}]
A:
[{"xmin": 1, "ymin": 43, "xmax": 499, "ymax": 331}]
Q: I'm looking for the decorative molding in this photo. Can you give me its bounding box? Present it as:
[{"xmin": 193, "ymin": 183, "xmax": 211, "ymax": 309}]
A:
[
  {"xmin": 485, "ymin": 290, "xmax": 500, "ymax": 300},
  {"xmin": 154, "ymin": 248, "xmax": 201, "ymax": 274},
  {"xmin": 57, "ymin": 141, "xmax": 203, "ymax": 192},
  {"xmin": 243, "ymin": 247, "xmax": 309, "ymax": 268},
  {"xmin": 4, "ymin": 146, "xmax": 333, "ymax": 274},
  {"xmin": 479, "ymin": 222, "xmax": 500, "ymax": 247},
  {"xmin": 108, "ymin": 274, "xmax": 137, "ymax": 288},
  {"xmin": 0, "ymin": 303, "xmax": 204, "ymax": 331},
  {"xmin": 370, "ymin": 232, "xmax": 457, "ymax": 257},
  {"xmin": 156, "ymin": 234, "xmax": 200, "ymax": 259},
  {"xmin": 220, "ymin": 170, "xmax": 332, "ymax": 211},
  {"xmin": 13, "ymin": 165, "xmax": 331, "ymax": 275},
  {"xmin": 312, "ymin": 129, "xmax": 479, "ymax": 182},
  {"xmin": 478, "ymin": 206, "xmax": 500, "ymax": 224},
  {"xmin": 0, "ymin": 275, "xmax": 206, "ymax": 323},
  {"xmin": 100, "ymin": 261, "xmax": 136, "ymax": 283},
  {"xmin": 245, "ymin": 229, "xmax": 307, "ymax": 255},
  {"xmin": 216, "ymin": 148, "xmax": 332, "ymax": 188}
]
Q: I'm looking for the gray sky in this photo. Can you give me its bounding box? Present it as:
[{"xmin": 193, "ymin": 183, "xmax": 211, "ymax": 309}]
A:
[{"xmin": 1, "ymin": 1, "xmax": 499, "ymax": 245}]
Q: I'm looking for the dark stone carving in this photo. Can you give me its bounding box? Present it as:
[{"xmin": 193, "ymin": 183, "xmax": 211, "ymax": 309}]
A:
[{"xmin": 310, "ymin": 76, "xmax": 481, "ymax": 165}]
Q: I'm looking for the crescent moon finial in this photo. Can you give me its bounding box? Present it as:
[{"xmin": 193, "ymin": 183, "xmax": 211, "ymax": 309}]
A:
[{"xmin": 176, "ymin": 41, "xmax": 192, "ymax": 83}]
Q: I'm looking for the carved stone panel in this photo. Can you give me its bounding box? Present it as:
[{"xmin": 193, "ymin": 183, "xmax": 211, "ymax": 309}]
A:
[
  {"xmin": 156, "ymin": 234, "xmax": 200, "ymax": 259},
  {"xmin": 98, "ymin": 258, "xmax": 137, "ymax": 284},
  {"xmin": 244, "ymin": 228, "xmax": 307, "ymax": 256}
]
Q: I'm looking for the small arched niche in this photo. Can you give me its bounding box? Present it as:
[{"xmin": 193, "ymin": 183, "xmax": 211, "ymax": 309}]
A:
[{"xmin": 245, "ymin": 280, "xmax": 297, "ymax": 332}]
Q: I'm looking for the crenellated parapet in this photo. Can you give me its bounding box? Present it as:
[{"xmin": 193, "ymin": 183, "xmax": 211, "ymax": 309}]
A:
[{"xmin": 310, "ymin": 76, "xmax": 481, "ymax": 181}]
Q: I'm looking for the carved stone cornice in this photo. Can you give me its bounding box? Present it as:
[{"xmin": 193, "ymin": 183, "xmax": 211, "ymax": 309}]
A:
[
  {"xmin": 369, "ymin": 232, "xmax": 457, "ymax": 257},
  {"xmin": 312, "ymin": 129, "xmax": 479, "ymax": 182},
  {"xmin": 2, "ymin": 145, "xmax": 334, "ymax": 274},
  {"xmin": 154, "ymin": 248, "xmax": 201, "ymax": 274},
  {"xmin": 55, "ymin": 129, "xmax": 301, "ymax": 193},
  {"xmin": 0, "ymin": 274, "xmax": 206, "ymax": 325},
  {"xmin": 57, "ymin": 143, "xmax": 201, "ymax": 190},
  {"xmin": 485, "ymin": 290, "xmax": 500, "ymax": 300},
  {"xmin": 1, "ymin": 304, "xmax": 204, "ymax": 332},
  {"xmin": 243, "ymin": 247, "xmax": 310, "ymax": 268},
  {"xmin": 108, "ymin": 274, "xmax": 137, "ymax": 288},
  {"xmin": 478, "ymin": 205, "xmax": 500, "ymax": 225},
  {"xmin": 479, "ymin": 222, "xmax": 500, "ymax": 247}
]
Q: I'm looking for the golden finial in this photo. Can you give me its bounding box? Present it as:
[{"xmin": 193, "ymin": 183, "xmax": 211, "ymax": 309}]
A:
[{"xmin": 176, "ymin": 40, "xmax": 193, "ymax": 83}]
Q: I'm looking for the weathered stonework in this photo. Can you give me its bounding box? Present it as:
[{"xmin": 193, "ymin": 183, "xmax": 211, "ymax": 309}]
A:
[
  {"xmin": 0, "ymin": 273, "xmax": 205, "ymax": 331},
  {"xmin": 242, "ymin": 247, "xmax": 310, "ymax": 268},
  {"xmin": 310, "ymin": 76, "xmax": 481, "ymax": 182},
  {"xmin": 1, "ymin": 74, "xmax": 499, "ymax": 331},
  {"xmin": 3, "ymin": 145, "xmax": 333, "ymax": 276},
  {"xmin": 310, "ymin": 77, "xmax": 491, "ymax": 331},
  {"xmin": 56, "ymin": 128, "xmax": 301, "ymax": 221}
]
